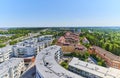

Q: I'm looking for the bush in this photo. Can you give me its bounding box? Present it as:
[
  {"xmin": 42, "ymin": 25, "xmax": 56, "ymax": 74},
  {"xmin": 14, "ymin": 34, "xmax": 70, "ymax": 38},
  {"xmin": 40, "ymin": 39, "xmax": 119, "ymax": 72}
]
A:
[
  {"xmin": 0, "ymin": 44, "xmax": 6, "ymax": 48},
  {"xmin": 9, "ymin": 40, "xmax": 18, "ymax": 45},
  {"xmin": 60, "ymin": 62, "xmax": 68, "ymax": 69}
]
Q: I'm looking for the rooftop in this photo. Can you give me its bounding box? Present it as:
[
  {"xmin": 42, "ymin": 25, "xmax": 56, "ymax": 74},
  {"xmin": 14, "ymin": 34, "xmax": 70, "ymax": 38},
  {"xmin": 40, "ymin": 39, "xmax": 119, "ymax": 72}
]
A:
[
  {"xmin": 0, "ymin": 45, "xmax": 12, "ymax": 54},
  {"xmin": 35, "ymin": 45, "xmax": 83, "ymax": 78},
  {"xmin": 15, "ymin": 37, "xmax": 51, "ymax": 47},
  {"xmin": 58, "ymin": 32, "xmax": 79, "ymax": 45},
  {"xmin": 69, "ymin": 57, "xmax": 120, "ymax": 78},
  {"xmin": 92, "ymin": 46, "xmax": 120, "ymax": 62}
]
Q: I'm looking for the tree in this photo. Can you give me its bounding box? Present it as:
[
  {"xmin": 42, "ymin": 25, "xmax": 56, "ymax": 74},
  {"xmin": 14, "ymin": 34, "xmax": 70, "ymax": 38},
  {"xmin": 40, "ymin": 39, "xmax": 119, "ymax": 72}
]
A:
[
  {"xmin": 9, "ymin": 40, "xmax": 18, "ymax": 45},
  {"xmin": 0, "ymin": 44, "xmax": 6, "ymax": 48},
  {"xmin": 97, "ymin": 62, "xmax": 102, "ymax": 66},
  {"xmin": 60, "ymin": 62, "xmax": 68, "ymax": 69}
]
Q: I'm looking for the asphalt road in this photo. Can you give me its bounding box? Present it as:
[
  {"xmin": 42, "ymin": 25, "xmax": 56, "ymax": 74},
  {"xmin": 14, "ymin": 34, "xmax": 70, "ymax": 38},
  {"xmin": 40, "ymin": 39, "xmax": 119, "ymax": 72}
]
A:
[{"xmin": 20, "ymin": 66, "xmax": 36, "ymax": 78}]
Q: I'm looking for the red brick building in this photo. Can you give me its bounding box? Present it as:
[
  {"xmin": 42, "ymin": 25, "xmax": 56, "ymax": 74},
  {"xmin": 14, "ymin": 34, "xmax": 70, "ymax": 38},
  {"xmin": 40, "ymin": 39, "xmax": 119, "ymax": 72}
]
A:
[
  {"xmin": 58, "ymin": 32, "xmax": 79, "ymax": 45},
  {"xmin": 89, "ymin": 46, "xmax": 120, "ymax": 69},
  {"xmin": 57, "ymin": 32, "xmax": 86, "ymax": 52}
]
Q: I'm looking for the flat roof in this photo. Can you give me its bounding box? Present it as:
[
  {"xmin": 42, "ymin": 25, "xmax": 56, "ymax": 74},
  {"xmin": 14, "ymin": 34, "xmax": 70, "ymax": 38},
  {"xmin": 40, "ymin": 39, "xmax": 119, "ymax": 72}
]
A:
[
  {"xmin": 0, "ymin": 45, "xmax": 12, "ymax": 54},
  {"xmin": 69, "ymin": 57, "xmax": 120, "ymax": 78},
  {"xmin": 15, "ymin": 36, "xmax": 52, "ymax": 47},
  {"xmin": 35, "ymin": 45, "xmax": 83, "ymax": 78},
  {"xmin": 14, "ymin": 40, "xmax": 51, "ymax": 48}
]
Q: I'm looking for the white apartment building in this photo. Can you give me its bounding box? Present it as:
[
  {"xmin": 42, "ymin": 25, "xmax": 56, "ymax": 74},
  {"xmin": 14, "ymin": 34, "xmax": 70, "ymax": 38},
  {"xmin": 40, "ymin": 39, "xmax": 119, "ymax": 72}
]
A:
[
  {"xmin": 12, "ymin": 45, "xmax": 37, "ymax": 57},
  {"xmin": 35, "ymin": 45, "xmax": 84, "ymax": 78},
  {"xmin": 23, "ymin": 37, "xmax": 38, "ymax": 43},
  {"xmin": 38, "ymin": 35, "xmax": 52, "ymax": 41},
  {"xmin": 12, "ymin": 42, "xmax": 46, "ymax": 58},
  {"xmin": 12, "ymin": 35, "xmax": 53, "ymax": 58},
  {"xmin": 0, "ymin": 58, "xmax": 24, "ymax": 78},
  {"xmin": 69, "ymin": 57, "xmax": 120, "ymax": 78},
  {"xmin": 0, "ymin": 46, "xmax": 12, "ymax": 63}
]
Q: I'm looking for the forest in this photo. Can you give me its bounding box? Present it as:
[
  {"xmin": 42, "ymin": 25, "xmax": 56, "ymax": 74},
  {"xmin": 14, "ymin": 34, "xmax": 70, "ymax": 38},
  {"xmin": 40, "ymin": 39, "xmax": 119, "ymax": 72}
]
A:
[{"xmin": 80, "ymin": 27, "xmax": 120, "ymax": 56}]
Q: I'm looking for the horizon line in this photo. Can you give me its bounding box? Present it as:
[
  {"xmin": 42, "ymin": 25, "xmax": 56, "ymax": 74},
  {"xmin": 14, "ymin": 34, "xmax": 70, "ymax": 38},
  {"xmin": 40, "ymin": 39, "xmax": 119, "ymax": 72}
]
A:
[{"xmin": 0, "ymin": 26, "xmax": 120, "ymax": 28}]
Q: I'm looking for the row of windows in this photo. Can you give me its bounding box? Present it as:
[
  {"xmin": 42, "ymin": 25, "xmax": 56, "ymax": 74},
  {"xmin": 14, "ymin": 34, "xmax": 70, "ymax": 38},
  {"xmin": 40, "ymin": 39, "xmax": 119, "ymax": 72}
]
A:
[{"xmin": 69, "ymin": 66, "xmax": 102, "ymax": 78}]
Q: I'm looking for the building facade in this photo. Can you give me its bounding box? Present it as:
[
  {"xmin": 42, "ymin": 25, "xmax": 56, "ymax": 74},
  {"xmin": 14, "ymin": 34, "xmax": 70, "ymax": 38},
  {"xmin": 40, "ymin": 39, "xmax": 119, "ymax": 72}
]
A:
[
  {"xmin": 0, "ymin": 58, "xmax": 24, "ymax": 78},
  {"xmin": 12, "ymin": 35, "xmax": 53, "ymax": 58},
  {"xmin": 89, "ymin": 46, "xmax": 120, "ymax": 69},
  {"xmin": 35, "ymin": 45, "xmax": 83, "ymax": 78},
  {"xmin": 58, "ymin": 32, "xmax": 80, "ymax": 45},
  {"xmin": 82, "ymin": 37, "xmax": 89, "ymax": 44},
  {"xmin": 12, "ymin": 35, "xmax": 53, "ymax": 65},
  {"xmin": 69, "ymin": 57, "xmax": 120, "ymax": 78},
  {"xmin": 0, "ymin": 46, "xmax": 12, "ymax": 63},
  {"xmin": 12, "ymin": 45, "xmax": 39, "ymax": 57},
  {"xmin": 57, "ymin": 32, "xmax": 87, "ymax": 52}
]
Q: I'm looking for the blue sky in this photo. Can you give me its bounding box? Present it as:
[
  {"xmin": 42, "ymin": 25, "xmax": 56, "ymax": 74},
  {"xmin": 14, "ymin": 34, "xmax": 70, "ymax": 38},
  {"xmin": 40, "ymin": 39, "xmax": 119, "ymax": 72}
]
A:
[{"xmin": 0, "ymin": 0, "xmax": 120, "ymax": 27}]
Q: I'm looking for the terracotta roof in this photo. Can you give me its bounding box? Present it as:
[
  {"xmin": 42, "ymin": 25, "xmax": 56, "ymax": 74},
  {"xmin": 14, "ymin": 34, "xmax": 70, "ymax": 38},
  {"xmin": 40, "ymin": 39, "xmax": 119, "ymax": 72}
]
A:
[
  {"xmin": 58, "ymin": 36, "xmax": 65, "ymax": 43},
  {"xmin": 92, "ymin": 46, "xmax": 120, "ymax": 62},
  {"xmin": 58, "ymin": 32, "xmax": 80, "ymax": 45},
  {"xmin": 75, "ymin": 44, "xmax": 86, "ymax": 50}
]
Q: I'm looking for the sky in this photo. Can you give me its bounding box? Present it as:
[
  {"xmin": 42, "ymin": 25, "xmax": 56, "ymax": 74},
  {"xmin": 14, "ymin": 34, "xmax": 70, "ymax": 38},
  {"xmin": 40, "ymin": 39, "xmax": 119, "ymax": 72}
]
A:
[{"xmin": 0, "ymin": 0, "xmax": 120, "ymax": 27}]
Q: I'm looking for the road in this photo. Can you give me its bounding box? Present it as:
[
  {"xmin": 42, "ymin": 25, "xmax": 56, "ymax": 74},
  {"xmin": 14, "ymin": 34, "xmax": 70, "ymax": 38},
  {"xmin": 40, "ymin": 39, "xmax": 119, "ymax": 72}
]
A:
[
  {"xmin": 20, "ymin": 65, "xmax": 36, "ymax": 78},
  {"xmin": 3, "ymin": 32, "xmax": 40, "ymax": 45}
]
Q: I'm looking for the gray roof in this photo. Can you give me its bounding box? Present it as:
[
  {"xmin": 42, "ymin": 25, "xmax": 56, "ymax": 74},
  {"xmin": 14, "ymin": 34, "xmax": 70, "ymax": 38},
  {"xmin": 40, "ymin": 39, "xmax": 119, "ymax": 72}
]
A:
[
  {"xmin": 69, "ymin": 57, "xmax": 120, "ymax": 78},
  {"xmin": 0, "ymin": 45, "xmax": 12, "ymax": 54},
  {"xmin": 35, "ymin": 45, "xmax": 84, "ymax": 78}
]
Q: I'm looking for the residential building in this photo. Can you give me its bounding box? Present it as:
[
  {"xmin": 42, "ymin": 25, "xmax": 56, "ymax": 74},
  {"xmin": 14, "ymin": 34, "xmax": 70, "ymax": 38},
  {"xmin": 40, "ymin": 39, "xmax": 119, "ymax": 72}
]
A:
[
  {"xmin": 58, "ymin": 32, "xmax": 79, "ymax": 45},
  {"xmin": 57, "ymin": 32, "xmax": 87, "ymax": 52},
  {"xmin": 12, "ymin": 35, "xmax": 53, "ymax": 57},
  {"xmin": 89, "ymin": 46, "xmax": 120, "ymax": 69},
  {"xmin": 12, "ymin": 45, "xmax": 37, "ymax": 57},
  {"xmin": 75, "ymin": 44, "xmax": 87, "ymax": 52},
  {"xmin": 38, "ymin": 35, "xmax": 52, "ymax": 41},
  {"xmin": 0, "ymin": 46, "xmax": 12, "ymax": 63},
  {"xmin": 35, "ymin": 45, "xmax": 83, "ymax": 78},
  {"xmin": 12, "ymin": 35, "xmax": 53, "ymax": 65},
  {"xmin": 38, "ymin": 35, "xmax": 53, "ymax": 47},
  {"xmin": 82, "ymin": 37, "xmax": 89, "ymax": 44},
  {"xmin": 0, "ymin": 58, "xmax": 24, "ymax": 78},
  {"xmin": 69, "ymin": 57, "xmax": 120, "ymax": 78}
]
